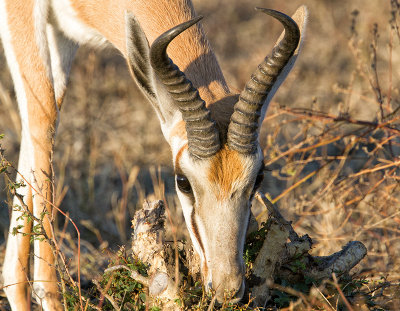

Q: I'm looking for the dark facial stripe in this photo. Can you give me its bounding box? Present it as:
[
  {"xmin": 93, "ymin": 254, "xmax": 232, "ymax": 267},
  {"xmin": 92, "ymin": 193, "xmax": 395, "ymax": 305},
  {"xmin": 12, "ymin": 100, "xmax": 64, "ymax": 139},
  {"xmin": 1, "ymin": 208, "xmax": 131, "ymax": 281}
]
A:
[{"xmin": 191, "ymin": 207, "xmax": 206, "ymax": 271}]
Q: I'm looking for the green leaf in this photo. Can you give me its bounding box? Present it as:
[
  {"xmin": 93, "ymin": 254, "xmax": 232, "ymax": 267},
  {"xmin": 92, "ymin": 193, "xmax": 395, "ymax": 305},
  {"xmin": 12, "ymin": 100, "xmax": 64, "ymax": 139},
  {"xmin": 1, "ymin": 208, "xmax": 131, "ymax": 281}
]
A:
[
  {"xmin": 174, "ymin": 298, "xmax": 182, "ymax": 306},
  {"xmin": 139, "ymin": 292, "xmax": 146, "ymax": 302},
  {"xmin": 12, "ymin": 225, "xmax": 24, "ymax": 235}
]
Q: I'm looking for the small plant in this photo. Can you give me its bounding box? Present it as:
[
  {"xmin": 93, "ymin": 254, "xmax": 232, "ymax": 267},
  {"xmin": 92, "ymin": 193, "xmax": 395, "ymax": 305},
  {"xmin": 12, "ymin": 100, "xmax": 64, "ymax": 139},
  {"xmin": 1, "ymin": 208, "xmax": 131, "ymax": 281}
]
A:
[
  {"xmin": 244, "ymin": 220, "xmax": 270, "ymax": 268},
  {"xmin": 92, "ymin": 247, "xmax": 148, "ymax": 310}
]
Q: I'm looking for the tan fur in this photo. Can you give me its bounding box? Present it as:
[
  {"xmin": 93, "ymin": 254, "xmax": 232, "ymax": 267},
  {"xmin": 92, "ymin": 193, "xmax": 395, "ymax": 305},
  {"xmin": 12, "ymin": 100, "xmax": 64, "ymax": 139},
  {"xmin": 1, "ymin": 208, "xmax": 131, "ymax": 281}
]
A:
[
  {"xmin": 207, "ymin": 145, "xmax": 244, "ymax": 200},
  {"xmin": 6, "ymin": 0, "xmax": 57, "ymax": 227},
  {"xmin": 70, "ymin": 0, "xmax": 230, "ymax": 106},
  {"xmin": 169, "ymin": 120, "xmax": 187, "ymax": 143},
  {"xmin": 6, "ymin": 1, "xmax": 56, "ymax": 121},
  {"xmin": 198, "ymin": 81, "xmax": 232, "ymax": 106}
]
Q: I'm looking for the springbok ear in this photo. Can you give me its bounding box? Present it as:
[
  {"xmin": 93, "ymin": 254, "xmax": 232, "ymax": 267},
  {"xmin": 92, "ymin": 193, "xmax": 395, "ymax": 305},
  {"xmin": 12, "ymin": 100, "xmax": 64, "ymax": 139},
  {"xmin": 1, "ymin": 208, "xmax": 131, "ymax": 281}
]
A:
[
  {"xmin": 125, "ymin": 12, "xmax": 187, "ymax": 134},
  {"xmin": 261, "ymin": 5, "xmax": 308, "ymax": 119},
  {"xmin": 125, "ymin": 12, "xmax": 157, "ymax": 103}
]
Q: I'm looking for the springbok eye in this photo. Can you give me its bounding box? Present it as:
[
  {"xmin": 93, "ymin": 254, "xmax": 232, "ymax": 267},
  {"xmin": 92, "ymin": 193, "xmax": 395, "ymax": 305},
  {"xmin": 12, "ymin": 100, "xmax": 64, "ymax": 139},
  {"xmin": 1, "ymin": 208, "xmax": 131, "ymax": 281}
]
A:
[{"xmin": 176, "ymin": 175, "xmax": 192, "ymax": 194}]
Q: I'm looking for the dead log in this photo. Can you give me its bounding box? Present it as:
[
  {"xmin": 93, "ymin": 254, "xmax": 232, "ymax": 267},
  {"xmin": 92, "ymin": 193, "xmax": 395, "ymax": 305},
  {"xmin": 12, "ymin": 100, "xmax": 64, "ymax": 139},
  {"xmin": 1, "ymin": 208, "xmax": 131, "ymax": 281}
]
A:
[
  {"xmin": 251, "ymin": 192, "xmax": 367, "ymax": 307},
  {"xmin": 130, "ymin": 200, "xmax": 178, "ymax": 304},
  {"xmin": 122, "ymin": 196, "xmax": 367, "ymax": 308},
  {"xmin": 249, "ymin": 219, "xmax": 288, "ymax": 306}
]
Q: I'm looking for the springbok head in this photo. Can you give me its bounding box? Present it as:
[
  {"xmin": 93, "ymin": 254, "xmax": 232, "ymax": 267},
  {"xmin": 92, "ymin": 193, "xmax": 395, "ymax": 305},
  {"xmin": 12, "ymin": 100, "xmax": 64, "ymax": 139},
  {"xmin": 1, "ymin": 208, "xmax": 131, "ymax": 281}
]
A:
[{"xmin": 126, "ymin": 6, "xmax": 307, "ymax": 302}]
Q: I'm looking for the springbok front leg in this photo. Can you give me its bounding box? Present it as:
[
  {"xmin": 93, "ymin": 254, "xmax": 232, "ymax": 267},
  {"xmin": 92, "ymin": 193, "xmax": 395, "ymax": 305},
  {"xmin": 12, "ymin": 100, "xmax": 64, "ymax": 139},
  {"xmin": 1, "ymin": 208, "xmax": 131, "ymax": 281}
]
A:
[{"xmin": 1, "ymin": 1, "xmax": 63, "ymax": 310}]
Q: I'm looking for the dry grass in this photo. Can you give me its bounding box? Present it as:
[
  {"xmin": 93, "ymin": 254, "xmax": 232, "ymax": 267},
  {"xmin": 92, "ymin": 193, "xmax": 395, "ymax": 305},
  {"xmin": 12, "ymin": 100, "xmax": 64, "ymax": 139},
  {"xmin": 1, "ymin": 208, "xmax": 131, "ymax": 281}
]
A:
[{"xmin": 0, "ymin": 0, "xmax": 399, "ymax": 309}]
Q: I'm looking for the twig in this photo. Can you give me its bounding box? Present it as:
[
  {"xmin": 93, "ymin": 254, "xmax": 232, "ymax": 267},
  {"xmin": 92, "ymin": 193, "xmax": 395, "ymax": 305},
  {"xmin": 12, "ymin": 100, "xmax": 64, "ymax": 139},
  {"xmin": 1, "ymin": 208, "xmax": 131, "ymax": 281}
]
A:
[
  {"xmin": 206, "ymin": 295, "xmax": 217, "ymax": 311},
  {"xmin": 267, "ymin": 282, "xmax": 312, "ymax": 309},
  {"xmin": 92, "ymin": 279, "xmax": 121, "ymax": 311},
  {"xmin": 332, "ymin": 273, "xmax": 354, "ymax": 311},
  {"xmin": 271, "ymin": 169, "xmax": 317, "ymax": 204},
  {"xmin": 104, "ymin": 265, "xmax": 149, "ymax": 286},
  {"xmin": 370, "ymin": 24, "xmax": 384, "ymax": 122},
  {"xmin": 349, "ymin": 159, "xmax": 400, "ymax": 178},
  {"xmin": 282, "ymin": 107, "xmax": 400, "ymax": 135},
  {"xmin": 313, "ymin": 285, "xmax": 336, "ymax": 311}
]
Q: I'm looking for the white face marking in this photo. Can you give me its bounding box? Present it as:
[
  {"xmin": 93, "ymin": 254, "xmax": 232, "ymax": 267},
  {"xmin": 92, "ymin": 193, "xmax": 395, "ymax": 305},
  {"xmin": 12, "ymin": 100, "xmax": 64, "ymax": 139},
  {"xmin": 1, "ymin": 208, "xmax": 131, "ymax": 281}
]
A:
[{"xmin": 173, "ymin": 143, "xmax": 264, "ymax": 298}]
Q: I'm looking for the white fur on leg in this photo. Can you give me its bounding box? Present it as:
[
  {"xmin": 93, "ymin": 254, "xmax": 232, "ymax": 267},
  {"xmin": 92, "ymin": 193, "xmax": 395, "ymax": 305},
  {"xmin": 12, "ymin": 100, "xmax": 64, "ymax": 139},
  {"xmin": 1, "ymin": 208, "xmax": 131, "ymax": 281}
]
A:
[{"xmin": 2, "ymin": 132, "xmax": 35, "ymax": 310}]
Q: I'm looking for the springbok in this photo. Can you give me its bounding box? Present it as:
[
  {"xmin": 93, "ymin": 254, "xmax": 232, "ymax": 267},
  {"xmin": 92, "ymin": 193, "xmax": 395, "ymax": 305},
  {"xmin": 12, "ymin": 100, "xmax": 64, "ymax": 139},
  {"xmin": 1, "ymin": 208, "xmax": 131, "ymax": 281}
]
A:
[{"xmin": 0, "ymin": 0, "xmax": 307, "ymax": 309}]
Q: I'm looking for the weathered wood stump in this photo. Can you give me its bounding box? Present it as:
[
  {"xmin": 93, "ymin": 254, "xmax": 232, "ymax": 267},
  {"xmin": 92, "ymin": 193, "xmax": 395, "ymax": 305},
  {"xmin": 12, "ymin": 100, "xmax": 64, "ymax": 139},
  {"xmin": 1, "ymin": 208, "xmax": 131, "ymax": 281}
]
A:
[
  {"xmin": 124, "ymin": 195, "xmax": 367, "ymax": 309},
  {"xmin": 130, "ymin": 200, "xmax": 179, "ymax": 308}
]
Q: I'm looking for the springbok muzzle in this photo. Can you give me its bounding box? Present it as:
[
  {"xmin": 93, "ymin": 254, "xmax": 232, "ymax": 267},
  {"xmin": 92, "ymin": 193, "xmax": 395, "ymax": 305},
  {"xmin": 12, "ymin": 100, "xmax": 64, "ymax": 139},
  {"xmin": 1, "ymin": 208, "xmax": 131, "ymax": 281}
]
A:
[{"xmin": 208, "ymin": 263, "xmax": 246, "ymax": 303}]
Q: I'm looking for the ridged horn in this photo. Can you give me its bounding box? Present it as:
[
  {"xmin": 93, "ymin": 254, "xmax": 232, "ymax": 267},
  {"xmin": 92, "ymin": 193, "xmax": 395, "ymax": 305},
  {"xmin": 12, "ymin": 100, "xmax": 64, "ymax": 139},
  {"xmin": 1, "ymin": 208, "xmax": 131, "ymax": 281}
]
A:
[
  {"xmin": 150, "ymin": 16, "xmax": 220, "ymax": 159},
  {"xmin": 227, "ymin": 8, "xmax": 300, "ymax": 154}
]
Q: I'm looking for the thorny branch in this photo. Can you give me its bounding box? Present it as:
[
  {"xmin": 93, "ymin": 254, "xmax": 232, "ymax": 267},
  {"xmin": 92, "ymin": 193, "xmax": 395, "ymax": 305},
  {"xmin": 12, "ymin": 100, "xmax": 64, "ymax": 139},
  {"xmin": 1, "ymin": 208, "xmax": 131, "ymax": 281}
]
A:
[{"xmin": 281, "ymin": 107, "xmax": 400, "ymax": 135}]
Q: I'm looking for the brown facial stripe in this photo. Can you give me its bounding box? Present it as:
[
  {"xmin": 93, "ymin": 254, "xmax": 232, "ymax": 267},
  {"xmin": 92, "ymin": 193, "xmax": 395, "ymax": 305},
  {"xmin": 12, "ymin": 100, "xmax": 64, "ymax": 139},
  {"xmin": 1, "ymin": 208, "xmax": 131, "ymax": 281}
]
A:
[
  {"xmin": 207, "ymin": 145, "xmax": 244, "ymax": 200},
  {"xmin": 191, "ymin": 208, "xmax": 206, "ymax": 273}
]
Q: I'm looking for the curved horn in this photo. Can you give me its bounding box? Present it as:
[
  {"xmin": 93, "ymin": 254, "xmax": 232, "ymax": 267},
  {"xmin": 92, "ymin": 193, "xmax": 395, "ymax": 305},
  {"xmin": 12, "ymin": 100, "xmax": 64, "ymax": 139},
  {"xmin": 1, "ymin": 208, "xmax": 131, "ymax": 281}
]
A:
[
  {"xmin": 227, "ymin": 8, "xmax": 300, "ymax": 154},
  {"xmin": 150, "ymin": 17, "xmax": 220, "ymax": 159}
]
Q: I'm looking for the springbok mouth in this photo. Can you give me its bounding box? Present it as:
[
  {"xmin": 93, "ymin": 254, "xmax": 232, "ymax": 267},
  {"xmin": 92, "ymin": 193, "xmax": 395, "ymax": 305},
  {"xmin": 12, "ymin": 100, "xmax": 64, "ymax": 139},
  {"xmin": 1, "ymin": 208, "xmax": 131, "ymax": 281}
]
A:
[
  {"xmin": 228, "ymin": 279, "xmax": 246, "ymax": 303},
  {"xmin": 207, "ymin": 279, "xmax": 246, "ymax": 304}
]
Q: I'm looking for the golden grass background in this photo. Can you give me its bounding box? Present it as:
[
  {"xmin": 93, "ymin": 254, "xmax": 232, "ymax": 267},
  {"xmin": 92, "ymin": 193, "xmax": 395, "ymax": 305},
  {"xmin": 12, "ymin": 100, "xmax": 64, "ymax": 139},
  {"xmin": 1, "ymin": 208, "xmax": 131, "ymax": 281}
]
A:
[{"xmin": 0, "ymin": 0, "xmax": 399, "ymax": 309}]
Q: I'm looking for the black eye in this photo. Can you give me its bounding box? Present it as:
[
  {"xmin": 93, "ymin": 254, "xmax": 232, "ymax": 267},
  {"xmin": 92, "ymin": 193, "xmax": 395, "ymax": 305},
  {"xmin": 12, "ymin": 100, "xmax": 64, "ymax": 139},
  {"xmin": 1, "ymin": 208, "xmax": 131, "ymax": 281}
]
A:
[
  {"xmin": 176, "ymin": 175, "xmax": 192, "ymax": 194},
  {"xmin": 254, "ymin": 171, "xmax": 264, "ymax": 190}
]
